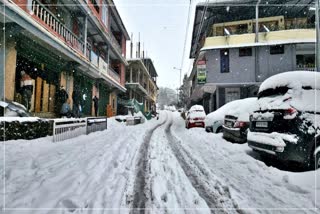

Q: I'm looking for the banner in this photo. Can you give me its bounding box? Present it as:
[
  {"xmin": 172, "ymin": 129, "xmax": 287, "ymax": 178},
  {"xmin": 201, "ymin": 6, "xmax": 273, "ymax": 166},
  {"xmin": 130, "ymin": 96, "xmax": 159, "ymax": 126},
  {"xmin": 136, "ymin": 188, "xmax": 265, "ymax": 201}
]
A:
[{"xmin": 197, "ymin": 60, "xmax": 206, "ymax": 84}]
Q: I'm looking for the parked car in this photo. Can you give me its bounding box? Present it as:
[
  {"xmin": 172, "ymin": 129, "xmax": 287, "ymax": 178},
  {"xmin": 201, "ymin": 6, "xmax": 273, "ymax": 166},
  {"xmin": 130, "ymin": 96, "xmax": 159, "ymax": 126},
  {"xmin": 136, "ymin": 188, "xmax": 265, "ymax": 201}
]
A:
[
  {"xmin": 0, "ymin": 100, "xmax": 30, "ymax": 117},
  {"xmin": 222, "ymin": 98, "xmax": 259, "ymax": 143},
  {"xmin": 247, "ymin": 71, "xmax": 320, "ymax": 169},
  {"xmin": 205, "ymin": 99, "xmax": 253, "ymax": 133},
  {"xmin": 185, "ymin": 105, "xmax": 206, "ymax": 129}
]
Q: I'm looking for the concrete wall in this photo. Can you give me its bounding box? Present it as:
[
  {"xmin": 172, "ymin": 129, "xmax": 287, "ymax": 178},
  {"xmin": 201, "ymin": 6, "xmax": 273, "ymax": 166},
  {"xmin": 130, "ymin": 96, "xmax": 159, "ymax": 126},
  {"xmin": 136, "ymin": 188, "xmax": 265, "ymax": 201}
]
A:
[
  {"xmin": 205, "ymin": 44, "xmax": 296, "ymax": 84},
  {"xmin": 257, "ymin": 45, "xmax": 296, "ymax": 81}
]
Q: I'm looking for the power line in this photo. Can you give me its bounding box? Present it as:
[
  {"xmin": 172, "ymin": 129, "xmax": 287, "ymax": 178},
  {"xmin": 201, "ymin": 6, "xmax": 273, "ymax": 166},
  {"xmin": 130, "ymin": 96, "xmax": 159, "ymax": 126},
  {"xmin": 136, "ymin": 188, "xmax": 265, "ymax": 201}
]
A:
[{"xmin": 179, "ymin": 0, "xmax": 193, "ymax": 86}]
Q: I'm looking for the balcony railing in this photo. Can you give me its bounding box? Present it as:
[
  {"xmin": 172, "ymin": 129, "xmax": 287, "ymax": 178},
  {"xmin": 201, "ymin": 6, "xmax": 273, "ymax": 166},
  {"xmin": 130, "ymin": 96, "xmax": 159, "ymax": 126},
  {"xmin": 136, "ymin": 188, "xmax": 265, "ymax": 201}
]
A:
[
  {"xmin": 31, "ymin": 0, "xmax": 85, "ymax": 55},
  {"xmin": 296, "ymin": 65, "xmax": 316, "ymax": 71},
  {"xmin": 108, "ymin": 67, "xmax": 121, "ymax": 83},
  {"xmin": 106, "ymin": 31, "xmax": 122, "ymax": 56}
]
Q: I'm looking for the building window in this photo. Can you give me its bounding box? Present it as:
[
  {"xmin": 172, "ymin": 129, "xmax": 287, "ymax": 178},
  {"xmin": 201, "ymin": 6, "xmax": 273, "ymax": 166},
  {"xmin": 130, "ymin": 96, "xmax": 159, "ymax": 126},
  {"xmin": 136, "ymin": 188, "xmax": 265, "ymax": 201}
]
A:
[
  {"xmin": 225, "ymin": 88, "xmax": 240, "ymax": 103},
  {"xmin": 239, "ymin": 48, "xmax": 252, "ymax": 57},
  {"xmin": 270, "ymin": 45, "xmax": 284, "ymax": 55},
  {"xmin": 102, "ymin": 2, "xmax": 108, "ymax": 27},
  {"xmin": 220, "ymin": 49, "xmax": 230, "ymax": 73},
  {"xmin": 296, "ymin": 54, "xmax": 315, "ymax": 69}
]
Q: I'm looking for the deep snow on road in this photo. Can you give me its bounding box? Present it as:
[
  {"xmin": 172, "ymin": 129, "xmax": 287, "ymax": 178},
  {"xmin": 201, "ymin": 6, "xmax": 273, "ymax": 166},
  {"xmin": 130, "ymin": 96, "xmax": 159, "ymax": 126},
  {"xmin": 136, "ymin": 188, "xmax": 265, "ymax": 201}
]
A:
[{"xmin": 0, "ymin": 111, "xmax": 319, "ymax": 213}]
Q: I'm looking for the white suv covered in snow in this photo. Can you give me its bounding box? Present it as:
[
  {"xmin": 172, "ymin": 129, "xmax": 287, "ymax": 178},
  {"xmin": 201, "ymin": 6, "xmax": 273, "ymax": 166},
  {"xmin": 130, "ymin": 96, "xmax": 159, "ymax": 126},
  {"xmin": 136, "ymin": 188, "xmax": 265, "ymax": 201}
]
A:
[{"xmin": 248, "ymin": 71, "xmax": 320, "ymax": 169}]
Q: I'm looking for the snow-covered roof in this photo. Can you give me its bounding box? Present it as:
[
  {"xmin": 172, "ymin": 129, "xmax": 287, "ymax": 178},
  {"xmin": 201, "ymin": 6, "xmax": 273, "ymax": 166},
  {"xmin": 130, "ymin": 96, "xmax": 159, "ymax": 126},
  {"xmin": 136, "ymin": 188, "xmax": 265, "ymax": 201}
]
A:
[{"xmin": 259, "ymin": 71, "xmax": 320, "ymax": 93}]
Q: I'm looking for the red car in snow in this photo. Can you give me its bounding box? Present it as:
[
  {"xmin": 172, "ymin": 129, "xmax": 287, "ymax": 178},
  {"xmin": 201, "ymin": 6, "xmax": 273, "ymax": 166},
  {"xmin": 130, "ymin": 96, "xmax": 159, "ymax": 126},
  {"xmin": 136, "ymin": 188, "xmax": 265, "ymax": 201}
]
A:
[{"xmin": 185, "ymin": 105, "xmax": 206, "ymax": 129}]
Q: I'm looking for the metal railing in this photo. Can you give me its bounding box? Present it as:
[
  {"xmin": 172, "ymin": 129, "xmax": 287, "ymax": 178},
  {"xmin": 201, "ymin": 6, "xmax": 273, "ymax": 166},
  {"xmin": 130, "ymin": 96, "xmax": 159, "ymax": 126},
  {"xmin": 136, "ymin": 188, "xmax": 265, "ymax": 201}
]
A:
[
  {"xmin": 52, "ymin": 117, "xmax": 108, "ymax": 142},
  {"xmin": 296, "ymin": 65, "xmax": 316, "ymax": 71},
  {"xmin": 87, "ymin": 117, "xmax": 108, "ymax": 134},
  {"xmin": 108, "ymin": 67, "xmax": 121, "ymax": 83},
  {"xmin": 106, "ymin": 30, "xmax": 122, "ymax": 55},
  {"xmin": 52, "ymin": 118, "xmax": 87, "ymax": 142},
  {"xmin": 31, "ymin": 0, "xmax": 85, "ymax": 55}
]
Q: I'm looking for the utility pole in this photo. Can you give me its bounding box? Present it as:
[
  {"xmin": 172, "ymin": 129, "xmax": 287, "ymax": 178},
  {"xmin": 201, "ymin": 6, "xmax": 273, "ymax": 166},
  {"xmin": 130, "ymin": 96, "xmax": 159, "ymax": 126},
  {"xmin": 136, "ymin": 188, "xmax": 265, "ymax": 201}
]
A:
[
  {"xmin": 173, "ymin": 67, "xmax": 182, "ymax": 106},
  {"xmin": 255, "ymin": 0, "xmax": 261, "ymax": 81}
]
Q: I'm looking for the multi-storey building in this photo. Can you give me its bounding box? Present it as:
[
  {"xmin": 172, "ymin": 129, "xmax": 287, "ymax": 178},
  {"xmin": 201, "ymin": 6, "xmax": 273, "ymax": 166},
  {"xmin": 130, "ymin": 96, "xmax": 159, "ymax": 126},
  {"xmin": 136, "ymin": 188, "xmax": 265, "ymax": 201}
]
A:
[
  {"xmin": 121, "ymin": 57, "xmax": 158, "ymax": 114},
  {"xmin": 0, "ymin": 0, "xmax": 129, "ymax": 117},
  {"xmin": 188, "ymin": 0, "xmax": 316, "ymax": 113}
]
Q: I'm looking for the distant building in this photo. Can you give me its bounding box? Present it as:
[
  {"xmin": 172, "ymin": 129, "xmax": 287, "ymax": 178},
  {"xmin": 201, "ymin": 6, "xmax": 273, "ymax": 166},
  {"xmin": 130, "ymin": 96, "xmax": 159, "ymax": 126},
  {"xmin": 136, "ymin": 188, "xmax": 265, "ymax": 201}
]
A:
[
  {"xmin": 0, "ymin": 0, "xmax": 129, "ymax": 117},
  {"xmin": 119, "ymin": 57, "xmax": 158, "ymax": 114},
  {"xmin": 188, "ymin": 0, "xmax": 316, "ymax": 113}
]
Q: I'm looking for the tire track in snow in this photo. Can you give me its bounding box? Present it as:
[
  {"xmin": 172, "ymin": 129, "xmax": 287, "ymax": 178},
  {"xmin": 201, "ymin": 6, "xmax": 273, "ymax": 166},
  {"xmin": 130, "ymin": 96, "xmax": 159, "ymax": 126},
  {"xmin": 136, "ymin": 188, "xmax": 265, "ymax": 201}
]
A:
[
  {"xmin": 165, "ymin": 114, "xmax": 242, "ymax": 214},
  {"xmin": 130, "ymin": 113, "xmax": 168, "ymax": 213}
]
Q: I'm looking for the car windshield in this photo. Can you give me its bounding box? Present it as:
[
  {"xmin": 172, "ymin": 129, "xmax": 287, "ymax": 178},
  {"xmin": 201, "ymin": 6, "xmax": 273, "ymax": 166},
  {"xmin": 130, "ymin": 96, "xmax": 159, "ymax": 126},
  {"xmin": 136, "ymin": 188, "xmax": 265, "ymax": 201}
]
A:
[
  {"xmin": 1, "ymin": 0, "xmax": 319, "ymax": 213},
  {"xmin": 258, "ymin": 86, "xmax": 290, "ymax": 99}
]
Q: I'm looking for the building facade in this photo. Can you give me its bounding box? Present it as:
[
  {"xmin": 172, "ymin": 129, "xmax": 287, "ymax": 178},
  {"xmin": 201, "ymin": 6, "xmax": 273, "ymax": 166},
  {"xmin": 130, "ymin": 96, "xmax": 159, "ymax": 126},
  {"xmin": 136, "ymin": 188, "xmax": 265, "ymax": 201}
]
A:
[
  {"xmin": 120, "ymin": 58, "xmax": 158, "ymax": 114},
  {"xmin": 188, "ymin": 1, "xmax": 316, "ymax": 113},
  {"xmin": 0, "ymin": 0, "xmax": 129, "ymax": 117}
]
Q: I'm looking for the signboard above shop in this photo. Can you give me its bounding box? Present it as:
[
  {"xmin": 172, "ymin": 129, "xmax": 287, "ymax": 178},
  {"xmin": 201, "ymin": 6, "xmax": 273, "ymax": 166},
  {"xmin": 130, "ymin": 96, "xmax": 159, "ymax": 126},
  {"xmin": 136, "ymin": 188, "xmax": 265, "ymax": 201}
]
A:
[{"xmin": 197, "ymin": 60, "xmax": 207, "ymax": 84}]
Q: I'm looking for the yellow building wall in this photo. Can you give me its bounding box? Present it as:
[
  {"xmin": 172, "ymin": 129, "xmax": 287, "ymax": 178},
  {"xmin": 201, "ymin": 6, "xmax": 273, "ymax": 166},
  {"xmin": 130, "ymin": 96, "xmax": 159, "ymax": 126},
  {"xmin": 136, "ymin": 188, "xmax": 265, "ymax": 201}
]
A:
[{"xmin": 203, "ymin": 29, "xmax": 316, "ymax": 49}]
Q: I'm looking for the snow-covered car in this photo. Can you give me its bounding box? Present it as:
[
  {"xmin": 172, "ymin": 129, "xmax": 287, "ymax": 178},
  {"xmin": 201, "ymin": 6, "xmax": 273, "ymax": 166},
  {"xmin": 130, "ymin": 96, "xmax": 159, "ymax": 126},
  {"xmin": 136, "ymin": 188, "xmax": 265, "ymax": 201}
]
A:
[
  {"xmin": 0, "ymin": 100, "xmax": 30, "ymax": 117},
  {"xmin": 247, "ymin": 71, "xmax": 320, "ymax": 169},
  {"xmin": 185, "ymin": 105, "xmax": 206, "ymax": 129},
  {"xmin": 222, "ymin": 98, "xmax": 259, "ymax": 143},
  {"xmin": 205, "ymin": 99, "xmax": 254, "ymax": 133}
]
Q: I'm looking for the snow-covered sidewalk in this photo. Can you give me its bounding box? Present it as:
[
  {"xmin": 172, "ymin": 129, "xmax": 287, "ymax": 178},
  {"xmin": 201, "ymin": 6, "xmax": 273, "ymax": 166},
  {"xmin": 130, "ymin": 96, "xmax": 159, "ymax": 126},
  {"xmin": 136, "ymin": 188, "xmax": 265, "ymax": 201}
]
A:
[{"xmin": 0, "ymin": 115, "xmax": 164, "ymax": 213}]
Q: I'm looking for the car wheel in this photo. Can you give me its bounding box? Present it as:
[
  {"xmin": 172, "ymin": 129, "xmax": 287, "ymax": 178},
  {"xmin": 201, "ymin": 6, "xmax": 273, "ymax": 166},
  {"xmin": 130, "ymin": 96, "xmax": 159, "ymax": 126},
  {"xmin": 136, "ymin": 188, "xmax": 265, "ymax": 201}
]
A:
[
  {"xmin": 216, "ymin": 126, "xmax": 223, "ymax": 133},
  {"xmin": 310, "ymin": 145, "xmax": 320, "ymax": 170}
]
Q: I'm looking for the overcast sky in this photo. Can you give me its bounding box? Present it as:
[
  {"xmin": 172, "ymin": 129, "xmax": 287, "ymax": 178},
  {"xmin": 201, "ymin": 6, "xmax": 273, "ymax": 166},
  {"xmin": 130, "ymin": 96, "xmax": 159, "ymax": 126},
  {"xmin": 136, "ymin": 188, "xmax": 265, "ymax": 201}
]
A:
[{"xmin": 116, "ymin": 0, "xmax": 200, "ymax": 90}]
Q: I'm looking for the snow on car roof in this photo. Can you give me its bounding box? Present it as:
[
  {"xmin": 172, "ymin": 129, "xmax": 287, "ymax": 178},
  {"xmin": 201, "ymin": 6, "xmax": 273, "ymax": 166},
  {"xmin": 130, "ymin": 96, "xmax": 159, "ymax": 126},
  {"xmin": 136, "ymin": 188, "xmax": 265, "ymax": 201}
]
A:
[
  {"xmin": 226, "ymin": 97, "xmax": 259, "ymax": 121},
  {"xmin": 205, "ymin": 98, "xmax": 252, "ymax": 125},
  {"xmin": 189, "ymin": 105, "xmax": 204, "ymax": 111},
  {"xmin": 259, "ymin": 71, "xmax": 320, "ymax": 93}
]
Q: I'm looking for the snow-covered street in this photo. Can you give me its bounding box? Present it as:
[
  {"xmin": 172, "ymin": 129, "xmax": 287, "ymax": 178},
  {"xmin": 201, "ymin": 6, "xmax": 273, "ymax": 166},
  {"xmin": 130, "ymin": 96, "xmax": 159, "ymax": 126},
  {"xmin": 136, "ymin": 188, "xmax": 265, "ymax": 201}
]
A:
[{"xmin": 1, "ymin": 111, "xmax": 319, "ymax": 213}]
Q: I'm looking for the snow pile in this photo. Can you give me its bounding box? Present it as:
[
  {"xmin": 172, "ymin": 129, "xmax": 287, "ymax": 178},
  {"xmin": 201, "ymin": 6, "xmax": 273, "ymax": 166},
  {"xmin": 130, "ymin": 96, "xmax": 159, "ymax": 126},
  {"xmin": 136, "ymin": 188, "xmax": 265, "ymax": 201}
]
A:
[
  {"xmin": 0, "ymin": 117, "xmax": 41, "ymax": 122},
  {"xmin": 225, "ymin": 97, "xmax": 258, "ymax": 121},
  {"xmin": 247, "ymin": 131, "xmax": 298, "ymax": 148}
]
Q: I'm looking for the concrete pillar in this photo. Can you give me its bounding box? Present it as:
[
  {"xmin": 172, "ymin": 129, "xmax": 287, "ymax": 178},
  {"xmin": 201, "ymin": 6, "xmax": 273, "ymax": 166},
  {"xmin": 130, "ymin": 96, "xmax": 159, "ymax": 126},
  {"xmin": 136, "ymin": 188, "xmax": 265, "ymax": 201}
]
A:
[
  {"xmin": 137, "ymin": 69, "xmax": 140, "ymax": 84},
  {"xmin": 216, "ymin": 87, "xmax": 219, "ymax": 109},
  {"xmin": 130, "ymin": 67, "xmax": 133, "ymax": 83},
  {"xmin": 4, "ymin": 39, "xmax": 17, "ymax": 101},
  {"xmin": 0, "ymin": 31, "xmax": 4, "ymax": 101},
  {"xmin": 83, "ymin": 17, "xmax": 88, "ymax": 57}
]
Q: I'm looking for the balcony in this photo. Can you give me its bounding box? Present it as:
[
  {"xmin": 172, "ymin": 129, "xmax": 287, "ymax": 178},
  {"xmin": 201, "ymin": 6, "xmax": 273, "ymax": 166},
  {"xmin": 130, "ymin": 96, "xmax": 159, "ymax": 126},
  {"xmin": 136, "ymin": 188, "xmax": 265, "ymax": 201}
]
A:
[
  {"xmin": 108, "ymin": 67, "xmax": 121, "ymax": 83},
  {"xmin": 107, "ymin": 31, "xmax": 122, "ymax": 56},
  {"xmin": 31, "ymin": 0, "xmax": 86, "ymax": 56},
  {"xmin": 202, "ymin": 29, "xmax": 316, "ymax": 51}
]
